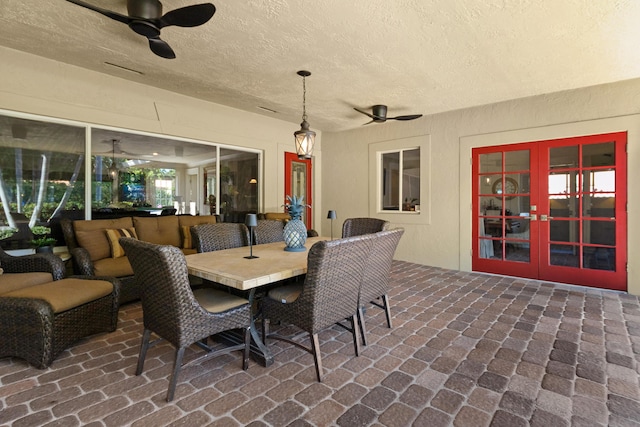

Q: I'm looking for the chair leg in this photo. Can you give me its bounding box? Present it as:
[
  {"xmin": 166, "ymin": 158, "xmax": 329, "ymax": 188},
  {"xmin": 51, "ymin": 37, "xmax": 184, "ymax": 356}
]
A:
[
  {"xmin": 382, "ymin": 294, "xmax": 392, "ymax": 328},
  {"xmin": 167, "ymin": 347, "xmax": 186, "ymax": 402},
  {"xmin": 135, "ymin": 328, "xmax": 152, "ymax": 376},
  {"xmin": 310, "ymin": 333, "xmax": 323, "ymax": 382},
  {"xmin": 242, "ymin": 326, "xmax": 251, "ymax": 370},
  {"xmin": 262, "ymin": 318, "xmax": 270, "ymax": 343},
  {"xmin": 357, "ymin": 305, "xmax": 368, "ymax": 347},
  {"xmin": 350, "ymin": 314, "xmax": 361, "ymax": 357}
]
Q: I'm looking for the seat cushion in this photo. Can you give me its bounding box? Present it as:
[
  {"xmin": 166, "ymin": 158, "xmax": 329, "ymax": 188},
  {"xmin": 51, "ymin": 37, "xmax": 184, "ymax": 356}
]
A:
[
  {"xmin": 193, "ymin": 288, "xmax": 249, "ymax": 313},
  {"xmin": 3, "ymin": 278, "xmax": 114, "ymax": 313},
  {"xmin": 0, "ymin": 272, "xmax": 54, "ymax": 295},
  {"xmin": 93, "ymin": 256, "xmax": 134, "ymax": 278},
  {"xmin": 267, "ymin": 283, "xmax": 302, "ymax": 303},
  {"xmin": 133, "ymin": 216, "xmax": 181, "ymax": 247}
]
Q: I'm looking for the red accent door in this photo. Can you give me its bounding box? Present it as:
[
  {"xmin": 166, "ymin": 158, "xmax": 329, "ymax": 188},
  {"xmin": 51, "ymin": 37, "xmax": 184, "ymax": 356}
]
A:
[
  {"xmin": 472, "ymin": 132, "xmax": 627, "ymax": 291},
  {"xmin": 284, "ymin": 152, "xmax": 312, "ymax": 229}
]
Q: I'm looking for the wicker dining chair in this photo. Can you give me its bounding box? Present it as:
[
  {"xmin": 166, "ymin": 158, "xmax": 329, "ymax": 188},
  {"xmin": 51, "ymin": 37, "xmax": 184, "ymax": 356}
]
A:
[
  {"xmin": 119, "ymin": 238, "xmax": 252, "ymax": 402},
  {"xmin": 341, "ymin": 217, "xmax": 390, "ymax": 238},
  {"xmin": 254, "ymin": 219, "xmax": 285, "ymax": 245},
  {"xmin": 261, "ymin": 234, "xmax": 375, "ymax": 382},
  {"xmin": 191, "ymin": 223, "xmax": 250, "ymax": 253},
  {"xmin": 357, "ymin": 228, "xmax": 404, "ymax": 346}
]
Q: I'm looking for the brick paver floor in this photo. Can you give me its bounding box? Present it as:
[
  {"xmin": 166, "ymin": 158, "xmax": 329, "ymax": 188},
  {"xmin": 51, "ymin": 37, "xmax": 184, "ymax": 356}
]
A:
[{"xmin": 1, "ymin": 261, "xmax": 639, "ymax": 426}]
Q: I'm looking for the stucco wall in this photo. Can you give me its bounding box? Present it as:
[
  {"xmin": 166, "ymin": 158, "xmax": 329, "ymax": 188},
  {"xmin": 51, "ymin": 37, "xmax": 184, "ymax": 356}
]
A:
[{"xmin": 322, "ymin": 78, "xmax": 640, "ymax": 295}]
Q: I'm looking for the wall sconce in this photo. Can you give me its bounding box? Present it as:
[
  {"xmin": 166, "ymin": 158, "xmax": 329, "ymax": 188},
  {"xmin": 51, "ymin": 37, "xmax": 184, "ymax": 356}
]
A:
[{"xmin": 327, "ymin": 210, "xmax": 337, "ymax": 240}]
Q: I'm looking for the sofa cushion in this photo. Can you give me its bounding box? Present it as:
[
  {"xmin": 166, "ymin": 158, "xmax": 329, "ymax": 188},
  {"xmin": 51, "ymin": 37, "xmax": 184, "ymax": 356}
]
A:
[
  {"xmin": 178, "ymin": 215, "xmax": 217, "ymax": 249},
  {"xmin": 105, "ymin": 228, "xmax": 138, "ymax": 258},
  {"xmin": 93, "ymin": 256, "xmax": 134, "ymax": 278},
  {"xmin": 0, "ymin": 272, "xmax": 54, "ymax": 295},
  {"xmin": 3, "ymin": 278, "xmax": 114, "ymax": 314},
  {"xmin": 264, "ymin": 212, "xmax": 290, "ymax": 222},
  {"xmin": 181, "ymin": 225, "xmax": 193, "ymax": 250},
  {"xmin": 74, "ymin": 218, "xmax": 135, "ymax": 261},
  {"xmin": 178, "ymin": 215, "xmax": 217, "ymax": 228},
  {"xmin": 133, "ymin": 216, "xmax": 181, "ymax": 247}
]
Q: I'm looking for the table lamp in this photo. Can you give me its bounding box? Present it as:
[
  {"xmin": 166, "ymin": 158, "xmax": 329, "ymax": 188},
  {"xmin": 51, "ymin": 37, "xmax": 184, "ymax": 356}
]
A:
[
  {"xmin": 327, "ymin": 210, "xmax": 337, "ymax": 240},
  {"xmin": 244, "ymin": 214, "xmax": 259, "ymax": 259}
]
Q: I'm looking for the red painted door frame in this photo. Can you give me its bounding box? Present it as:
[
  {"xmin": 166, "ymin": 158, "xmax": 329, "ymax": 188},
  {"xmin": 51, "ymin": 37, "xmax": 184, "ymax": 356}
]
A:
[
  {"xmin": 472, "ymin": 132, "xmax": 627, "ymax": 291},
  {"xmin": 284, "ymin": 152, "xmax": 312, "ymax": 229}
]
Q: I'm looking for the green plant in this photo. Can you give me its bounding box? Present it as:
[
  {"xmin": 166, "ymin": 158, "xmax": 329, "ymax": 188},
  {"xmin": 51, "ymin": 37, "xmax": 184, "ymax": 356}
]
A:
[
  {"xmin": 30, "ymin": 225, "xmax": 52, "ymax": 236},
  {"xmin": 284, "ymin": 195, "xmax": 309, "ymax": 220},
  {"xmin": 0, "ymin": 228, "xmax": 18, "ymax": 240},
  {"xmin": 31, "ymin": 236, "xmax": 57, "ymax": 248}
]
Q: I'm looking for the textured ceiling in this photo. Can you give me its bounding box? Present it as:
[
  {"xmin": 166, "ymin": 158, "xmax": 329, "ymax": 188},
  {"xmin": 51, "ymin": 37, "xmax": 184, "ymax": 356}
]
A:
[{"xmin": 1, "ymin": 0, "xmax": 640, "ymax": 132}]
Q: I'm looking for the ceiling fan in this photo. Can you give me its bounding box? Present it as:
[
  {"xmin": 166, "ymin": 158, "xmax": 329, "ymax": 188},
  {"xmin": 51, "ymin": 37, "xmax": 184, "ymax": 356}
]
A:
[
  {"xmin": 66, "ymin": 0, "xmax": 216, "ymax": 59},
  {"xmin": 354, "ymin": 105, "xmax": 423, "ymax": 125}
]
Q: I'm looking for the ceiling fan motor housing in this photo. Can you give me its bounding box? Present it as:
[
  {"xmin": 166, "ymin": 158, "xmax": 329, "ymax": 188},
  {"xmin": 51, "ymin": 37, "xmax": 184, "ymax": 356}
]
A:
[
  {"xmin": 127, "ymin": 0, "xmax": 162, "ymax": 19},
  {"xmin": 372, "ymin": 105, "xmax": 388, "ymax": 122}
]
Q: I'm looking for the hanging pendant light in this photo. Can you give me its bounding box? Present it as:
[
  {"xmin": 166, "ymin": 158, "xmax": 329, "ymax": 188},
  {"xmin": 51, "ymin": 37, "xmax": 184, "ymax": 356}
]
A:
[
  {"xmin": 294, "ymin": 70, "xmax": 316, "ymax": 159},
  {"xmin": 108, "ymin": 139, "xmax": 118, "ymax": 180}
]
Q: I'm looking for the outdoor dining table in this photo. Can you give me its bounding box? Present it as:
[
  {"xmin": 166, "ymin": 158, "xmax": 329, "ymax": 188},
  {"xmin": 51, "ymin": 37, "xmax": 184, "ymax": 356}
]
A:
[{"xmin": 185, "ymin": 236, "xmax": 327, "ymax": 366}]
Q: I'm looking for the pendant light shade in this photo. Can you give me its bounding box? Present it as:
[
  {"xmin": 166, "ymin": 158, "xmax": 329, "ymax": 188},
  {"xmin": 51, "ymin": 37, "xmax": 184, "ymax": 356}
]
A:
[{"xmin": 294, "ymin": 70, "xmax": 315, "ymax": 159}]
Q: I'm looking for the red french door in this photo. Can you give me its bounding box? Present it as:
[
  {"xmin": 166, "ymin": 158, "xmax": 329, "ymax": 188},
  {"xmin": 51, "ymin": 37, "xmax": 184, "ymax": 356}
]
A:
[
  {"xmin": 472, "ymin": 132, "xmax": 627, "ymax": 291},
  {"xmin": 284, "ymin": 152, "xmax": 312, "ymax": 229}
]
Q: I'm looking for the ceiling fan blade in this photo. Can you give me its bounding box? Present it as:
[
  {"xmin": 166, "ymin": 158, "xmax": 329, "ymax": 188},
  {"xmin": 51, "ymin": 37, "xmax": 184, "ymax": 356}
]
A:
[
  {"xmin": 159, "ymin": 3, "xmax": 216, "ymax": 28},
  {"xmin": 66, "ymin": 0, "xmax": 131, "ymax": 25},
  {"xmin": 354, "ymin": 107, "xmax": 377, "ymax": 120},
  {"xmin": 389, "ymin": 114, "xmax": 423, "ymax": 121},
  {"xmin": 148, "ymin": 37, "xmax": 176, "ymax": 59}
]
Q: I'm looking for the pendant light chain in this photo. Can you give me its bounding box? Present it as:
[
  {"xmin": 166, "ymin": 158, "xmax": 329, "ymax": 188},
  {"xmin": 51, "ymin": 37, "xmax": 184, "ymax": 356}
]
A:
[{"xmin": 301, "ymin": 74, "xmax": 307, "ymax": 121}]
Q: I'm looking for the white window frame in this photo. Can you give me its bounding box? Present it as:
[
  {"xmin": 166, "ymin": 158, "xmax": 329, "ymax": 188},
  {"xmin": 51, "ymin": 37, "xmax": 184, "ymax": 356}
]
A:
[{"xmin": 368, "ymin": 135, "xmax": 431, "ymax": 225}]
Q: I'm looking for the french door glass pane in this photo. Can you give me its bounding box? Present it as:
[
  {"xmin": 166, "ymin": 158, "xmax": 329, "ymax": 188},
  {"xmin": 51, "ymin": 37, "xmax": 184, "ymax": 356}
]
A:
[
  {"xmin": 583, "ymin": 247, "xmax": 615, "ymax": 271},
  {"xmin": 479, "ymin": 152, "xmax": 502, "ymax": 173},
  {"xmin": 550, "ymin": 146, "xmax": 578, "ymax": 169},
  {"xmin": 549, "ymin": 220, "xmax": 579, "ymax": 243},
  {"xmin": 582, "ymin": 142, "xmax": 614, "ymax": 167},
  {"xmin": 550, "ymin": 244, "xmax": 579, "ymax": 267},
  {"xmin": 583, "ymin": 220, "xmax": 615, "ymax": 245},
  {"xmin": 504, "ymin": 150, "xmax": 529, "ymax": 172}
]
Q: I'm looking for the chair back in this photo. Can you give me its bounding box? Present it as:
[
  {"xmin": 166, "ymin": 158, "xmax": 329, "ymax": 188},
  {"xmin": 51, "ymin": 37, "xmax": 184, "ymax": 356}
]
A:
[
  {"xmin": 119, "ymin": 238, "xmax": 201, "ymax": 346},
  {"xmin": 300, "ymin": 234, "xmax": 376, "ymax": 332},
  {"xmin": 360, "ymin": 228, "xmax": 404, "ymax": 303},
  {"xmin": 342, "ymin": 217, "xmax": 390, "ymax": 238},
  {"xmin": 191, "ymin": 223, "xmax": 250, "ymax": 253},
  {"xmin": 254, "ymin": 219, "xmax": 285, "ymax": 245}
]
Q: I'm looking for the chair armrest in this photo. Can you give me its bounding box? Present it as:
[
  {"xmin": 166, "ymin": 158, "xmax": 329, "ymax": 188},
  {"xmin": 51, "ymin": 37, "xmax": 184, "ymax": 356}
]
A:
[
  {"xmin": 0, "ymin": 252, "xmax": 65, "ymax": 280},
  {"xmin": 69, "ymin": 247, "xmax": 95, "ymax": 276}
]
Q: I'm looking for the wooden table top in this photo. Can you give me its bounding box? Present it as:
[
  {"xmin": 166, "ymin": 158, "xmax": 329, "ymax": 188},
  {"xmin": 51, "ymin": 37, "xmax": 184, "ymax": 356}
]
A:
[{"xmin": 185, "ymin": 236, "xmax": 327, "ymax": 291}]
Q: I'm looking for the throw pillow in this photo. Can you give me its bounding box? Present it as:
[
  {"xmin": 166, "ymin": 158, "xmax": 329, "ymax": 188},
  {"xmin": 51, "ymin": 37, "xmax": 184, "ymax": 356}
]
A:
[
  {"xmin": 105, "ymin": 228, "xmax": 138, "ymax": 258},
  {"xmin": 181, "ymin": 225, "xmax": 193, "ymax": 249}
]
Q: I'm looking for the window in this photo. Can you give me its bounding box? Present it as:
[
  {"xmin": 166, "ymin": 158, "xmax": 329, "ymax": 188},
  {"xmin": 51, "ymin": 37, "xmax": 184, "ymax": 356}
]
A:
[
  {"xmin": 0, "ymin": 110, "xmax": 261, "ymax": 250},
  {"xmin": 380, "ymin": 148, "xmax": 420, "ymax": 212}
]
